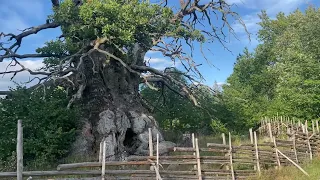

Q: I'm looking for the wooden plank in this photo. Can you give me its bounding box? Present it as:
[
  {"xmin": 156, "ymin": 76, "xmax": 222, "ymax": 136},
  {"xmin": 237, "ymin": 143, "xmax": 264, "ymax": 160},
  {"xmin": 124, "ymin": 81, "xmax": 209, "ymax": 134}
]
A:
[
  {"xmin": 229, "ymin": 132, "xmax": 235, "ymax": 180},
  {"xmin": 195, "ymin": 138, "xmax": 202, "ymax": 180},
  {"xmin": 57, "ymin": 161, "xmax": 155, "ymax": 170},
  {"xmin": 17, "ymin": 119, "xmax": 23, "ymax": 180},
  {"xmin": 207, "ymin": 143, "xmax": 229, "ymax": 148},
  {"xmin": 254, "ymin": 131, "xmax": 261, "ymax": 175},
  {"xmin": 0, "ymin": 170, "xmax": 201, "ymax": 177}
]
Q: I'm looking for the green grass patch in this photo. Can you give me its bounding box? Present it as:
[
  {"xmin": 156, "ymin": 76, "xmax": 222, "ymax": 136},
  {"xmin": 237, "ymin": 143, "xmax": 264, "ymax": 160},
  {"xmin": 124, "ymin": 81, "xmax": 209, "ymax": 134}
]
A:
[{"xmin": 250, "ymin": 157, "xmax": 320, "ymax": 180}]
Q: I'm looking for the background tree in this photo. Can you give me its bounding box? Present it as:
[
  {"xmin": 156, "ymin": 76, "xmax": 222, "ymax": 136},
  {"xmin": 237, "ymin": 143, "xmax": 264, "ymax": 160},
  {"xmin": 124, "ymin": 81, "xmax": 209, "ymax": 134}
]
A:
[
  {"xmin": 141, "ymin": 69, "xmax": 230, "ymax": 140},
  {"xmin": 223, "ymin": 7, "xmax": 320, "ymax": 129},
  {"xmin": 0, "ymin": 86, "xmax": 78, "ymax": 170},
  {"xmin": 0, "ymin": 0, "xmax": 246, "ymax": 160}
]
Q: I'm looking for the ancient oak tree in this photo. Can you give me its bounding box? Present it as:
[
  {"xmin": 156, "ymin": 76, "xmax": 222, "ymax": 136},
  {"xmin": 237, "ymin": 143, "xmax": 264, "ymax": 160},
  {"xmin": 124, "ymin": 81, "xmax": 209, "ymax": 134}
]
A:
[{"xmin": 0, "ymin": 0, "xmax": 246, "ymax": 160}]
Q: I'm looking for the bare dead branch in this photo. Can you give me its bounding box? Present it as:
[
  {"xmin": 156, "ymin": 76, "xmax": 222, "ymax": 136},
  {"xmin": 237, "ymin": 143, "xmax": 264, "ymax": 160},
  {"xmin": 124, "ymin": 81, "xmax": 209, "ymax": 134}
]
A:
[
  {"xmin": 0, "ymin": 53, "xmax": 63, "ymax": 62},
  {"xmin": 132, "ymin": 65, "xmax": 198, "ymax": 106}
]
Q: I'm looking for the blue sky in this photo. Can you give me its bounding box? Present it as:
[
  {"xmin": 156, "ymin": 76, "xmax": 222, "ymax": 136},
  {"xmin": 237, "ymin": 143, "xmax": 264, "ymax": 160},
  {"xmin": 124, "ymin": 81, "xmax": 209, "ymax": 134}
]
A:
[{"xmin": 0, "ymin": 0, "xmax": 318, "ymax": 90}]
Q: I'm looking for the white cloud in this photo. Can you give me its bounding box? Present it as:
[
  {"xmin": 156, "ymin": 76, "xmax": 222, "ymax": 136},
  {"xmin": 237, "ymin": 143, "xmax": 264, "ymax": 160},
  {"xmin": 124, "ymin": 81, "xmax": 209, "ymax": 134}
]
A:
[
  {"xmin": 231, "ymin": 0, "xmax": 308, "ymax": 45},
  {"xmin": 0, "ymin": 59, "xmax": 44, "ymax": 91},
  {"xmin": 225, "ymin": 0, "xmax": 246, "ymax": 5},
  {"xmin": 144, "ymin": 57, "xmax": 181, "ymax": 70}
]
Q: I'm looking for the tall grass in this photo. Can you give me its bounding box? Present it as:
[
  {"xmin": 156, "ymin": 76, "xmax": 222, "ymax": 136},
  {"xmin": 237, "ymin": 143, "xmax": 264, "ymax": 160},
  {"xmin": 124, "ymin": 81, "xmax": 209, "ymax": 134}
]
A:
[{"xmin": 250, "ymin": 157, "xmax": 320, "ymax": 180}]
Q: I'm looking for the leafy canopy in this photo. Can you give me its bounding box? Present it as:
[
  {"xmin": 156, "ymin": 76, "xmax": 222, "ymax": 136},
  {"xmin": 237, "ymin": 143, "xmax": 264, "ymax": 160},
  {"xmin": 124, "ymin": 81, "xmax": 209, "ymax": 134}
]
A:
[{"xmin": 223, "ymin": 7, "xmax": 320, "ymax": 129}]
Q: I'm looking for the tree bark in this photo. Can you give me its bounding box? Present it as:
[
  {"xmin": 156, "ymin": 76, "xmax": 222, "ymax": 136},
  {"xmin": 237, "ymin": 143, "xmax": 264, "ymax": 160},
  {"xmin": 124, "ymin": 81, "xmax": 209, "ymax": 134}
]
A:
[{"xmin": 70, "ymin": 50, "xmax": 174, "ymax": 161}]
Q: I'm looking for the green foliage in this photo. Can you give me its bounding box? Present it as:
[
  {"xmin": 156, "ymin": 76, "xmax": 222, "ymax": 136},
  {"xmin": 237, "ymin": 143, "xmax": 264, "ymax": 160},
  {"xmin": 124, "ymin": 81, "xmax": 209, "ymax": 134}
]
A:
[
  {"xmin": 223, "ymin": 7, "xmax": 320, "ymax": 129},
  {"xmin": 53, "ymin": 0, "xmax": 174, "ymax": 46},
  {"xmin": 37, "ymin": 0, "xmax": 207, "ymax": 70},
  {"xmin": 0, "ymin": 86, "xmax": 79, "ymax": 167}
]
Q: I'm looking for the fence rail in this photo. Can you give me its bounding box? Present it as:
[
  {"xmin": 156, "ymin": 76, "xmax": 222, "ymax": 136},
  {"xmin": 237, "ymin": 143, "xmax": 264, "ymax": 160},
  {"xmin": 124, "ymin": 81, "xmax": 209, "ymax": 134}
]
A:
[{"xmin": 1, "ymin": 117, "xmax": 320, "ymax": 179}]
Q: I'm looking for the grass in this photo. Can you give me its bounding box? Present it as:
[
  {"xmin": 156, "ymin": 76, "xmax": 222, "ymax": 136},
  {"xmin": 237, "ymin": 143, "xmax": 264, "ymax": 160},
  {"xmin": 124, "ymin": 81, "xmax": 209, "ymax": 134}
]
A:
[{"xmin": 250, "ymin": 157, "xmax": 320, "ymax": 180}]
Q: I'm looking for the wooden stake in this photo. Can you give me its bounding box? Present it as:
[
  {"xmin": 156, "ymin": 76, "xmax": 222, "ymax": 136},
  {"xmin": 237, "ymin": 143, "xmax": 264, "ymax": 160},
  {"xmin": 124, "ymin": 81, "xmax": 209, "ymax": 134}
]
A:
[
  {"xmin": 268, "ymin": 123, "xmax": 273, "ymax": 142},
  {"xmin": 306, "ymin": 126, "xmax": 312, "ymax": 160},
  {"xmin": 192, "ymin": 133, "xmax": 196, "ymax": 170},
  {"xmin": 229, "ymin": 132, "xmax": 235, "ymax": 180},
  {"xmin": 101, "ymin": 140, "xmax": 106, "ymax": 180},
  {"xmin": 277, "ymin": 149, "xmax": 309, "ymax": 177},
  {"xmin": 156, "ymin": 134, "xmax": 159, "ymax": 180},
  {"xmin": 148, "ymin": 128, "xmax": 155, "ymax": 171},
  {"xmin": 254, "ymin": 131, "xmax": 261, "ymax": 175},
  {"xmin": 312, "ymin": 120, "xmax": 315, "ymax": 134},
  {"xmin": 293, "ymin": 134, "xmax": 299, "ymax": 163},
  {"xmin": 222, "ymin": 133, "xmax": 226, "ymax": 145},
  {"xmin": 280, "ymin": 116, "xmax": 283, "ymax": 134},
  {"xmin": 17, "ymin": 120, "xmax": 23, "ymax": 180},
  {"xmin": 249, "ymin": 128, "xmax": 253, "ymax": 144},
  {"xmin": 99, "ymin": 141, "xmax": 103, "ymax": 163},
  {"xmin": 305, "ymin": 120, "xmax": 308, "ymax": 133},
  {"xmin": 195, "ymin": 138, "xmax": 202, "ymax": 180},
  {"xmin": 273, "ymin": 137, "xmax": 281, "ymax": 168},
  {"xmin": 148, "ymin": 128, "xmax": 153, "ymax": 157}
]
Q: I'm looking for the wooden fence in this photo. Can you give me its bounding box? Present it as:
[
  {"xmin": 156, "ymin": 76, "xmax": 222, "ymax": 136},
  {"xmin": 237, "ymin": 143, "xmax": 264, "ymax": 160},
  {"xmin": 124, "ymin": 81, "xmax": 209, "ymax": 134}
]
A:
[{"xmin": 0, "ymin": 117, "xmax": 320, "ymax": 179}]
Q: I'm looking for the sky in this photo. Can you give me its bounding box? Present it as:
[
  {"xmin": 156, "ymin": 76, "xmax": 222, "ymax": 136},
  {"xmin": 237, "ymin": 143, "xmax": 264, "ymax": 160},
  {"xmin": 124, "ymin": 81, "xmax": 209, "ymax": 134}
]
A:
[{"xmin": 0, "ymin": 0, "xmax": 318, "ymax": 91}]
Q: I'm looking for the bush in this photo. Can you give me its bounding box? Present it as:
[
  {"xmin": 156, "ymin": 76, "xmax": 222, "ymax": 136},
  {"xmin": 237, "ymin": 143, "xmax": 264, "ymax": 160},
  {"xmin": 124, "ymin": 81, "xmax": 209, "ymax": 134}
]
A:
[{"xmin": 0, "ymin": 86, "xmax": 79, "ymax": 167}]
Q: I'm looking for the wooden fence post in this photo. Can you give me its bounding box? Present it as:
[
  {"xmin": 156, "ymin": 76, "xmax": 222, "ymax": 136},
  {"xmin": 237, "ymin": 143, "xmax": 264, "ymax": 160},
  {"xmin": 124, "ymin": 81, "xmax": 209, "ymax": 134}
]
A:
[
  {"xmin": 312, "ymin": 121, "xmax": 315, "ymax": 134},
  {"xmin": 293, "ymin": 134, "xmax": 299, "ymax": 163},
  {"xmin": 254, "ymin": 131, "xmax": 261, "ymax": 175},
  {"xmin": 306, "ymin": 125, "xmax": 312, "ymax": 160},
  {"xmin": 273, "ymin": 137, "xmax": 281, "ymax": 169},
  {"xmin": 156, "ymin": 134, "xmax": 159, "ymax": 180},
  {"xmin": 268, "ymin": 123, "xmax": 273, "ymax": 142},
  {"xmin": 17, "ymin": 120, "xmax": 23, "ymax": 180},
  {"xmin": 148, "ymin": 128, "xmax": 153, "ymax": 157},
  {"xmin": 148, "ymin": 128, "xmax": 154, "ymax": 171},
  {"xmin": 229, "ymin": 132, "xmax": 235, "ymax": 180},
  {"xmin": 99, "ymin": 141, "xmax": 103, "ymax": 162},
  {"xmin": 222, "ymin": 133, "xmax": 226, "ymax": 145},
  {"xmin": 195, "ymin": 138, "xmax": 202, "ymax": 180},
  {"xmin": 192, "ymin": 133, "xmax": 196, "ymax": 170},
  {"xmin": 302, "ymin": 124, "xmax": 306, "ymax": 133},
  {"xmin": 101, "ymin": 140, "xmax": 106, "ymax": 180},
  {"xmin": 249, "ymin": 128, "xmax": 253, "ymax": 144}
]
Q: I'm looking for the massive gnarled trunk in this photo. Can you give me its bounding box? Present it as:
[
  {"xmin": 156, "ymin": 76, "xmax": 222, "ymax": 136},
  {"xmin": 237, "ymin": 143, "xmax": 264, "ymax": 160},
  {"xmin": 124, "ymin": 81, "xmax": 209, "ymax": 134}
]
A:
[{"xmin": 71, "ymin": 50, "xmax": 174, "ymax": 160}]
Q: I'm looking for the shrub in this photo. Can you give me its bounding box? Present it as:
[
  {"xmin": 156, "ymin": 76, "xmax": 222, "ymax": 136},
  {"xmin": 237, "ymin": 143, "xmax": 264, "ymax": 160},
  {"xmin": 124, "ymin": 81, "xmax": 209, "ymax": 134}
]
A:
[{"xmin": 0, "ymin": 86, "xmax": 79, "ymax": 167}]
